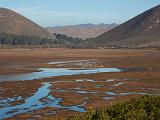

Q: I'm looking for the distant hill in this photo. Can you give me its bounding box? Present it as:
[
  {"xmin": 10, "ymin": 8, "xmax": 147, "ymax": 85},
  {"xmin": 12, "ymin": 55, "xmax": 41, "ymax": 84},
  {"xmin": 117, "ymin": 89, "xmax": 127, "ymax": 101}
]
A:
[
  {"xmin": 46, "ymin": 23, "xmax": 117, "ymax": 39},
  {"xmin": 0, "ymin": 8, "xmax": 49, "ymax": 38},
  {"xmin": 86, "ymin": 5, "xmax": 160, "ymax": 49}
]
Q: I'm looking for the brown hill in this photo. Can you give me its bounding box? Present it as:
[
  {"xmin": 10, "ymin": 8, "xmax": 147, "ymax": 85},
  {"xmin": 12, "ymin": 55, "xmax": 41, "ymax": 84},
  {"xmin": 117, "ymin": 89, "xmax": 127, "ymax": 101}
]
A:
[
  {"xmin": 0, "ymin": 8, "xmax": 49, "ymax": 37},
  {"xmin": 87, "ymin": 5, "xmax": 160, "ymax": 48},
  {"xmin": 47, "ymin": 23, "xmax": 117, "ymax": 39}
]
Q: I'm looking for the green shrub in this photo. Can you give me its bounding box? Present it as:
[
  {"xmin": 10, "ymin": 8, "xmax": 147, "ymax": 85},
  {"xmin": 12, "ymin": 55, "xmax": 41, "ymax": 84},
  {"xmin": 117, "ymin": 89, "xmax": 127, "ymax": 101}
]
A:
[{"xmin": 66, "ymin": 96, "xmax": 160, "ymax": 120}]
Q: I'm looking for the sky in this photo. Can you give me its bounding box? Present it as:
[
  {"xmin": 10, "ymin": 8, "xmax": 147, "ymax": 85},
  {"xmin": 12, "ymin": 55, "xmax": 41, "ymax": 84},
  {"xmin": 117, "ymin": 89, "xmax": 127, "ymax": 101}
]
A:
[{"xmin": 0, "ymin": 0, "xmax": 160, "ymax": 27}]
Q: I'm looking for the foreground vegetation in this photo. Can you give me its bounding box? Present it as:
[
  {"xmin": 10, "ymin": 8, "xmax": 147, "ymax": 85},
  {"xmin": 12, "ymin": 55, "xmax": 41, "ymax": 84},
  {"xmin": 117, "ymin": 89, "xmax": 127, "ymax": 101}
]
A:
[{"xmin": 48, "ymin": 96, "xmax": 160, "ymax": 120}]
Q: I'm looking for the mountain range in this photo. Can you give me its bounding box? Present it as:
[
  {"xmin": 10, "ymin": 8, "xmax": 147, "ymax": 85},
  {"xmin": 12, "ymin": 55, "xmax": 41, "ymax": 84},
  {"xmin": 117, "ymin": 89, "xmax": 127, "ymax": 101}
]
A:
[
  {"xmin": 46, "ymin": 23, "xmax": 117, "ymax": 39},
  {"xmin": 0, "ymin": 5, "xmax": 160, "ymax": 49}
]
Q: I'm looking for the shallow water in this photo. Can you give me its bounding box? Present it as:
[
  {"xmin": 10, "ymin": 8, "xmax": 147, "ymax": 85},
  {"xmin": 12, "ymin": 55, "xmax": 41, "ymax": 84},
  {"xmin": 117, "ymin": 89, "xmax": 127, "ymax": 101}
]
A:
[
  {"xmin": 0, "ymin": 96, "xmax": 22, "ymax": 108},
  {"xmin": 95, "ymin": 84, "xmax": 104, "ymax": 88},
  {"xmin": 0, "ymin": 82, "xmax": 86, "ymax": 119},
  {"xmin": 76, "ymin": 91, "xmax": 98, "ymax": 94},
  {"xmin": 0, "ymin": 59, "xmax": 157, "ymax": 119},
  {"xmin": 103, "ymin": 97, "xmax": 115, "ymax": 100},
  {"xmin": 0, "ymin": 68, "xmax": 122, "ymax": 82},
  {"xmin": 0, "ymin": 78, "xmax": 157, "ymax": 119},
  {"xmin": 106, "ymin": 91, "xmax": 148, "ymax": 96},
  {"xmin": 48, "ymin": 59, "xmax": 97, "ymax": 65},
  {"xmin": 113, "ymin": 82, "xmax": 124, "ymax": 87}
]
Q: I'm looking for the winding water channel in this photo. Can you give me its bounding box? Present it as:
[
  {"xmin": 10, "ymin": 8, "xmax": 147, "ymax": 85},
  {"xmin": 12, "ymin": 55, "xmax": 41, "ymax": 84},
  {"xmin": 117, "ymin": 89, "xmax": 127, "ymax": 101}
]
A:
[{"xmin": 0, "ymin": 59, "xmax": 159, "ymax": 119}]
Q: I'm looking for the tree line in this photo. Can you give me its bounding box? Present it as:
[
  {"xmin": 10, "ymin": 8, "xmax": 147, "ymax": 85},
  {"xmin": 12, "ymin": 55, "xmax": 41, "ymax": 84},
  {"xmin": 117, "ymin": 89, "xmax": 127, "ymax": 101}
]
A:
[{"xmin": 0, "ymin": 33, "xmax": 85, "ymax": 48}]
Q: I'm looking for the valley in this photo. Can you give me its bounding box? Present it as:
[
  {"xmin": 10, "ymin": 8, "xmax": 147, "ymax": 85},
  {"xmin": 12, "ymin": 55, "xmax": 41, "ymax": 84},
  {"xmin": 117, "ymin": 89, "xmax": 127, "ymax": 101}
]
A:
[{"xmin": 0, "ymin": 1, "xmax": 160, "ymax": 120}]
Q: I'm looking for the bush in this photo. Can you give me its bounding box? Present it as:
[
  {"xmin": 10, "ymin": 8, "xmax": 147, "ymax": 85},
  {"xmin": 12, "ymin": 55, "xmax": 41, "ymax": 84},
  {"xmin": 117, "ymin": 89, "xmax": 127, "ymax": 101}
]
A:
[{"xmin": 66, "ymin": 96, "xmax": 160, "ymax": 120}]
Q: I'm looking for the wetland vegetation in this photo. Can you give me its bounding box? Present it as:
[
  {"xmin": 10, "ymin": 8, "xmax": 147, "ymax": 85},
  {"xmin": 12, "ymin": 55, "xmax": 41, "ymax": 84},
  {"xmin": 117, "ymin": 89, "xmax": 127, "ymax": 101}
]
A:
[
  {"xmin": 64, "ymin": 96, "xmax": 160, "ymax": 120},
  {"xmin": 0, "ymin": 49, "xmax": 160, "ymax": 120}
]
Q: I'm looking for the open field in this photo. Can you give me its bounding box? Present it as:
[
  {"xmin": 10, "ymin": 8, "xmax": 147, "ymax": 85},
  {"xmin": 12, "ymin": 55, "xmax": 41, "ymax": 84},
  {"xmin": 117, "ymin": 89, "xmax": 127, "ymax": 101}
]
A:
[{"xmin": 0, "ymin": 48, "xmax": 160, "ymax": 120}]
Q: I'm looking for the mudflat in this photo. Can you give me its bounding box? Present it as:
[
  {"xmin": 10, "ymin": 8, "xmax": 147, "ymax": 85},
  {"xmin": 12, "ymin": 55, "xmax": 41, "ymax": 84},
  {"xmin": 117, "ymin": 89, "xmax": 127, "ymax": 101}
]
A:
[{"xmin": 0, "ymin": 48, "xmax": 160, "ymax": 120}]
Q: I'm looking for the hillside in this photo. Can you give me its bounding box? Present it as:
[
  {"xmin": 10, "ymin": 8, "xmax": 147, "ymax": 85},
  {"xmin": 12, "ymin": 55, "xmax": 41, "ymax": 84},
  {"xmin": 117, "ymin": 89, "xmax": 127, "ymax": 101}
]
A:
[
  {"xmin": 0, "ymin": 8, "xmax": 49, "ymax": 37},
  {"xmin": 47, "ymin": 23, "xmax": 117, "ymax": 39},
  {"xmin": 86, "ymin": 5, "xmax": 160, "ymax": 48}
]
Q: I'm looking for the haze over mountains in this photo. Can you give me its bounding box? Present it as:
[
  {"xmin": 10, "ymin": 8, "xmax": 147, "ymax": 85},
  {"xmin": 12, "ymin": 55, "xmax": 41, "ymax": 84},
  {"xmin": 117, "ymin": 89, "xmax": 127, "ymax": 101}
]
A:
[
  {"xmin": 0, "ymin": 8, "xmax": 49, "ymax": 38},
  {"xmin": 46, "ymin": 23, "xmax": 118, "ymax": 39},
  {"xmin": 86, "ymin": 5, "xmax": 160, "ymax": 48}
]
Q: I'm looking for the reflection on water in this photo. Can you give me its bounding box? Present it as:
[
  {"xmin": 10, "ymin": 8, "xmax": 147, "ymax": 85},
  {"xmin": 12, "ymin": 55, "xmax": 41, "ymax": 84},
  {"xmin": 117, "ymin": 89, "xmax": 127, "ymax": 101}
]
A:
[
  {"xmin": 0, "ymin": 83, "xmax": 86, "ymax": 119},
  {"xmin": 0, "ymin": 68, "xmax": 122, "ymax": 82},
  {"xmin": 0, "ymin": 78, "xmax": 158, "ymax": 119},
  {"xmin": 0, "ymin": 59, "xmax": 158, "ymax": 119}
]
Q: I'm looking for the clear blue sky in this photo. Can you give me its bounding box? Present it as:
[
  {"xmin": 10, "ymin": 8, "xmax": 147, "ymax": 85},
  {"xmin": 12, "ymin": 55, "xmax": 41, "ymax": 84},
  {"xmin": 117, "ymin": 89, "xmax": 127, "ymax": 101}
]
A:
[{"xmin": 0, "ymin": 0, "xmax": 160, "ymax": 27}]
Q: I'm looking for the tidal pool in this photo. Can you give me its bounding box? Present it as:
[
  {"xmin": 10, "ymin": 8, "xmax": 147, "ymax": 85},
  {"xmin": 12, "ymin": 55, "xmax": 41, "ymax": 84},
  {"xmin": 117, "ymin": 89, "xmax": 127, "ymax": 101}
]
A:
[
  {"xmin": 0, "ymin": 82, "xmax": 86, "ymax": 119},
  {"xmin": 0, "ymin": 68, "xmax": 122, "ymax": 82}
]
